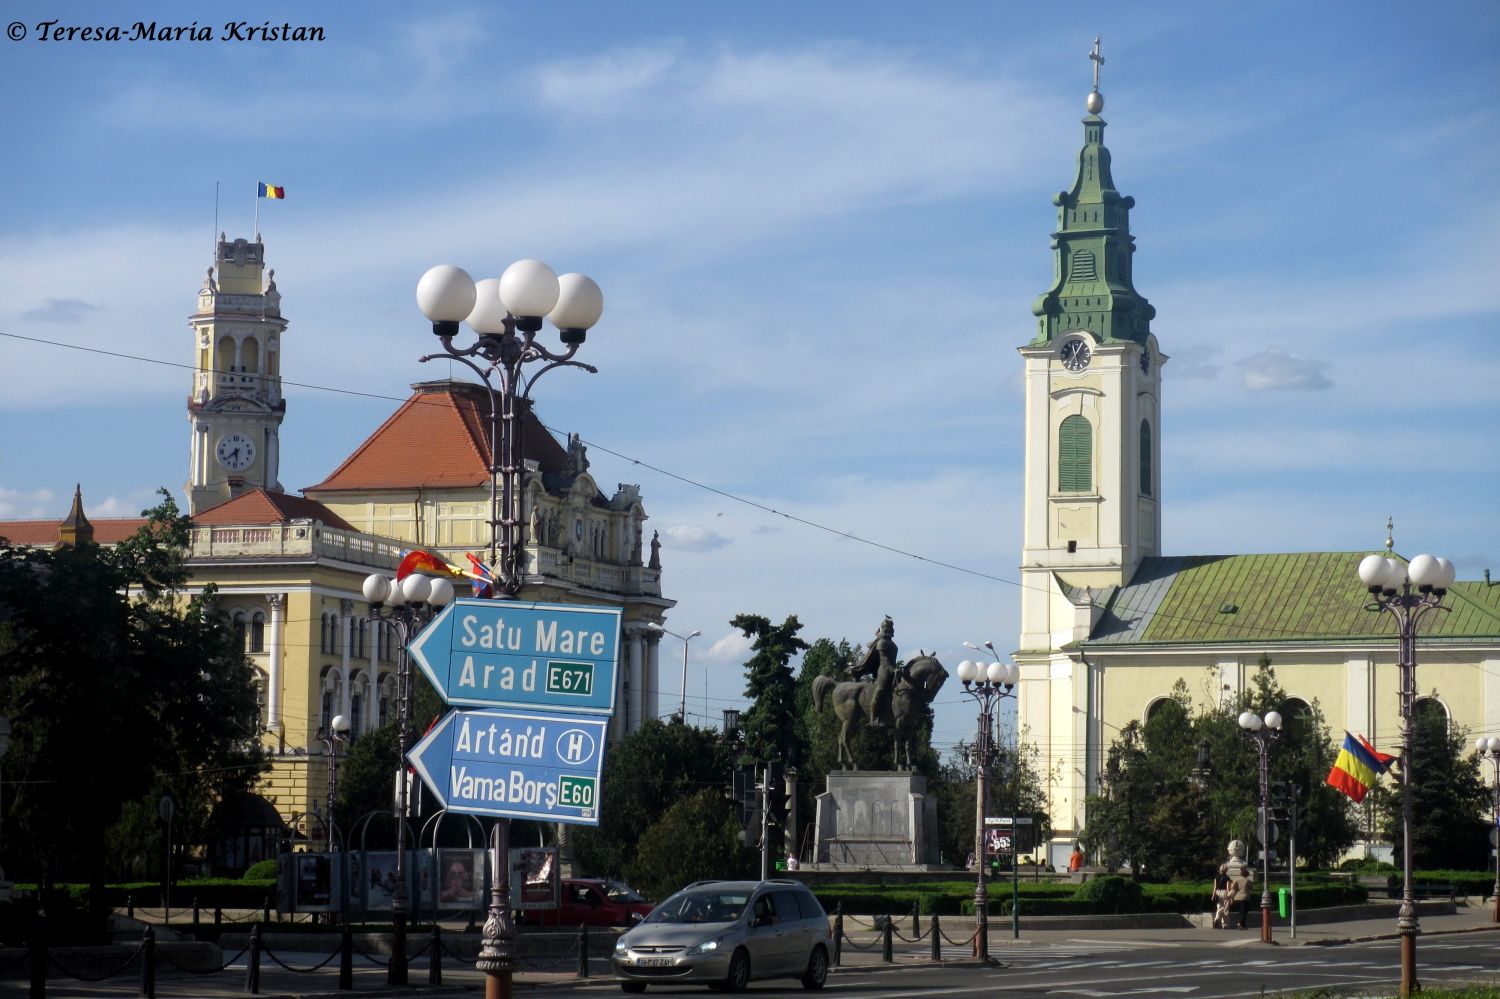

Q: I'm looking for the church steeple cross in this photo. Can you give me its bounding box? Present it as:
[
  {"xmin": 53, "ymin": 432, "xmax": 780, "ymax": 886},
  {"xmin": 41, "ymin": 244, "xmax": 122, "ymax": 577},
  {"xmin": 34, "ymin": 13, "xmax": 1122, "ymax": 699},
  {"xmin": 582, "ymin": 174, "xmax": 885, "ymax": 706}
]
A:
[{"xmin": 1089, "ymin": 36, "xmax": 1104, "ymax": 92}]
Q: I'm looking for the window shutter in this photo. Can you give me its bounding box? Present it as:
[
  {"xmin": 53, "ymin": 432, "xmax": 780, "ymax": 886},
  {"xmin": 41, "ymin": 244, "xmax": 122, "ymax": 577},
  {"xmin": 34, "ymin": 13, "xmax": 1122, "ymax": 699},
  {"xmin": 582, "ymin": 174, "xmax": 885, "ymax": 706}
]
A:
[
  {"xmin": 1139, "ymin": 419, "xmax": 1153, "ymax": 497},
  {"xmin": 1058, "ymin": 416, "xmax": 1092, "ymax": 493}
]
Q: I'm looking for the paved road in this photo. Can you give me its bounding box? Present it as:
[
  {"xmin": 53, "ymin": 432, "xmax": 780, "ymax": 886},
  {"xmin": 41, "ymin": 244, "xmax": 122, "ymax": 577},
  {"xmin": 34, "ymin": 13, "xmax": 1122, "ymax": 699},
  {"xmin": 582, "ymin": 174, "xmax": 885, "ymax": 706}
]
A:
[{"xmin": 3, "ymin": 903, "xmax": 1496, "ymax": 997}]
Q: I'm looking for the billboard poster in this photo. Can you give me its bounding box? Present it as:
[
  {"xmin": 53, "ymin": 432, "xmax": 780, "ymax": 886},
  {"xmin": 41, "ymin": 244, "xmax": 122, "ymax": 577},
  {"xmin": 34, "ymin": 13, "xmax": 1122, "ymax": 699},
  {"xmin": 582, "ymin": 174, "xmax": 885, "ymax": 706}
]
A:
[
  {"xmin": 277, "ymin": 852, "xmax": 341, "ymax": 912},
  {"xmin": 435, "ymin": 848, "xmax": 487, "ymax": 910},
  {"xmin": 509, "ymin": 846, "xmax": 560, "ymax": 911}
]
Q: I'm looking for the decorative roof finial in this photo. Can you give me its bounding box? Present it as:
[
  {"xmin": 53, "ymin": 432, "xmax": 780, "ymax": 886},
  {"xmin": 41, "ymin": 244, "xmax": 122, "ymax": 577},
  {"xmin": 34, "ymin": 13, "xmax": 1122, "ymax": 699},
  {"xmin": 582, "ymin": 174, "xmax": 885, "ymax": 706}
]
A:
[
  {"xmin": 1087, "ymin": 36, "xmax": 1105, "ymax": 114},
  {"xmin": 1384, "ymin": 516, "xmax": 1394, "ymax": 553}
]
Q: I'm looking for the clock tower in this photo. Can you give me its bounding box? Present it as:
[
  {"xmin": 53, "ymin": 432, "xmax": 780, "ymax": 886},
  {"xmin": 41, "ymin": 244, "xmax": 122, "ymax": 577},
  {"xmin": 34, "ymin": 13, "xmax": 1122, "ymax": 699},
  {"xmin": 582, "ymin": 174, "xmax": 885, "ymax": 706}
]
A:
[
  {"xmin": 186, "ymin": 235, "xmax": 288, "ymax": 514},
  {"xmin": 1017, "ymin": 44, "xmax": 1163, "ymax": 653}
]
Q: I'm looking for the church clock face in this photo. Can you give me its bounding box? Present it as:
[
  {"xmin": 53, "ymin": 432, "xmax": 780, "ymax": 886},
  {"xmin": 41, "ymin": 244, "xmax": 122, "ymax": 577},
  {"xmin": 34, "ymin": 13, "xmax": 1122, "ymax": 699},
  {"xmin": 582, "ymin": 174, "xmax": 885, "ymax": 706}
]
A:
[
  {"xmin": 1060, "ymin": 338, "xmax": 1092, "ymax": 371},
  {"xmin": 215, "ymin": 433, "xmax": 256, "ymax": 471}
]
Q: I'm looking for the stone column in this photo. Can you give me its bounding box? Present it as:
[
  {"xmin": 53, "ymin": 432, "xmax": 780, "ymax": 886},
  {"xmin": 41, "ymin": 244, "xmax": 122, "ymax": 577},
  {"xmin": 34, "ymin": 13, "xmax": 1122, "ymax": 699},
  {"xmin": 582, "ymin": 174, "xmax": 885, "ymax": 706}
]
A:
[
  {"xmin": 627, "ymin": 627, "xmax": 645, "ymax": 734},
  {"xmin": 339, "ymin": 599, "xmax": 354, "ymax": 720},
  {"xmin": 265, "ymin": 593, "xmax": 284, "ymax": 733},
  {"xmin": 644, "ymin": 631, "xmax": 662, "ymax": 723}
]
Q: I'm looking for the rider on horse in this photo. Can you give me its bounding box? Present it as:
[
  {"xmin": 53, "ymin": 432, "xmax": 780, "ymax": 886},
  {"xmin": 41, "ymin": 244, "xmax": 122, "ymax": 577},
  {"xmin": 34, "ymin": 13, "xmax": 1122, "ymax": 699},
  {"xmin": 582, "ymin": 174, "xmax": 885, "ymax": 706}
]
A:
[{"xmin": 846, "ymin": 616, "xmax": 899, "ymax": 727}]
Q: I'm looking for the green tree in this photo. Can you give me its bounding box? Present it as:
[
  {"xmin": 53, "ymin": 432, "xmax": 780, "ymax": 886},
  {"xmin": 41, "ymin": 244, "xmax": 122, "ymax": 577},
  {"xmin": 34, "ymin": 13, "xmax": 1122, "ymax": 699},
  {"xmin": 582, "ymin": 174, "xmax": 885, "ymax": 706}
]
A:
[
  {"xmin": 0, "ymin": 492, "xmax": 264, "ymax": 911},
  {"xmin": 632, "ymin": 789, "xmax": 750, "ymax": 900},
  {"xmin": 572, "ymin": 720, "xmax": 734, "ymax": 880},
  {"xmin": 733, "ymin": 614, "xmax": 808, "ymax": 765},
  {"xmin": 332, "ymin": 669, "xmax": 449, "ymax": 846},
  {"xmin": 1371, "ymin": 697, "xmax": 1492, "ymax": 870},
  {"xmin": 934, "ymin": 734, "xmax": 1054, "ymax": 868}
]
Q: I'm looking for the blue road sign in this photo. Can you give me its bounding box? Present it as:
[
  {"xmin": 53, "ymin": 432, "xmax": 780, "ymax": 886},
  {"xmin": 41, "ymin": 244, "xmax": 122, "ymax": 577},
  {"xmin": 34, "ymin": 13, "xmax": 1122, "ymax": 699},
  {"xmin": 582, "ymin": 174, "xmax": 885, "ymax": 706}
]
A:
[
  {"xmin": 408, "ymin": 708, "xmax": 610, "ymax": 824},
  {"xmin": 409, "ymin": 599, "xmax": 621, "ymax": 713}
]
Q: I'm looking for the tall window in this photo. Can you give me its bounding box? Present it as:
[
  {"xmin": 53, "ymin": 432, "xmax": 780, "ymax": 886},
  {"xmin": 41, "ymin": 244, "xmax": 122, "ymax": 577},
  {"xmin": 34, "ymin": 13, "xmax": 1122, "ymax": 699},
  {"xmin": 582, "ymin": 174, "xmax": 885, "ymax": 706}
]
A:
[
  {"xmin": 233, "ymin": 612, "xmax": 248, "ymax": 651},
  {"xmin": 1139, "ymin": 419, "xmax": 1153, "ymax": 497},
  {"xmin": 1058, "ymin": 415, "xmax": 1093, "ymax": 493},
  {"xmin": 250, "ymin": 612, "xmax": 265, "ymax": 653}
]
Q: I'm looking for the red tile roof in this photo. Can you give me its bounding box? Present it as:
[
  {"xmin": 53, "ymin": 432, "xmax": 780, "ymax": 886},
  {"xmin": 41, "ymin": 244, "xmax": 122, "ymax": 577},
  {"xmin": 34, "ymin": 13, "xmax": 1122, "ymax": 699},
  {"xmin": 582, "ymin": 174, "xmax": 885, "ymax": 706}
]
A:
[
  {"xmin": 0, "ymin": 517, "xmax": 146, "ymax": 547},
  {"xmin": 193, "ymin": 489, "xmax": 354, "ymax": 530},
  {"xmin": 305, "ymin": 380, "xmax": 568, "ymax": 493}
]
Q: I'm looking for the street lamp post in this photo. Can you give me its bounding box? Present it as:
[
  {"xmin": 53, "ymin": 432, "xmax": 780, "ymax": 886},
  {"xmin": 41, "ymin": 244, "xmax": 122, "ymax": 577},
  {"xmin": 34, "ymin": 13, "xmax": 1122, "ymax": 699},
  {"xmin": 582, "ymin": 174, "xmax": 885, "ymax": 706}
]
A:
[
  {"xmin": 364, "ymin": 571, "xmax": 454, "ymax": 984},
  {"xmin": 416, "ymin": 258, "xmax": 604, "ymax": 999},
  {"xmin": 1358, "ymin": 551, "xmax": 1454, "ymax": 998},
  {"xmin": 1475, "ymin": 737, "xmax": 1500, "ymax": 924},
  {"xmin": 956, "ymin": 645, "xmax": 1019, "ymax": 963},
  {"xmin": 648, "ymin": 623, "xmax": 701, "ymax": 723},
  {"xmin": 1238, "ymin": 709, "xmax": 1282, "ymax": 943},
  {"xmin": 318, "ymin": 715, "xmax": 351, "ymax": 848}
]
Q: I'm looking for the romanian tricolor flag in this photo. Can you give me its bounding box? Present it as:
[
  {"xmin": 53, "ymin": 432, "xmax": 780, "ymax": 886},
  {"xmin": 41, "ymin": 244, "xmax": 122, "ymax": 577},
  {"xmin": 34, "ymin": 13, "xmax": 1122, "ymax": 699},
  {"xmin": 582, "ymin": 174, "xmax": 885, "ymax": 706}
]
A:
[
  {"xmin": 466, "ymin": 553, "xmax": 494, "ymax": 599},
  {"xmin": 258, "ymin": 182, "xmax": 286, "ymax": 199},
  {"xmin": 1326, "ymin": 731, "xmax": 1396, "ymax": 803}
]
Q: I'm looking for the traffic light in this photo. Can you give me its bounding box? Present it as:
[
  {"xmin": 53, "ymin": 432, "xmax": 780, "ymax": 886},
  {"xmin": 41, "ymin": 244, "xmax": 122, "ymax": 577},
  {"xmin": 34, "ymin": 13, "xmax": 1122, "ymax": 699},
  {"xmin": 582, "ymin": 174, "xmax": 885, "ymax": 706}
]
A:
[
  {"xmin": 731, "ymin": 764, "xmax": 760, "ymax": 846},
  {"xmin": 766, "ymin": 762, "xmax": 789, "ymax": 823}
]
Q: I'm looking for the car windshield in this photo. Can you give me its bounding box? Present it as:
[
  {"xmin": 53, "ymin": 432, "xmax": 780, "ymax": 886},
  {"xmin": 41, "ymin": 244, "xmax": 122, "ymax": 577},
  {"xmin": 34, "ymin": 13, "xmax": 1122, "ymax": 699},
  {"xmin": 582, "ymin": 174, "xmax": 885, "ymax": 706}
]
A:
[
  {"xmin": 643, "ymin": 889, "xmax": 749, "ymax": 925},
  {"xmin": 605, "ymin": 881, "xmax": 645, "ymax": 904}
]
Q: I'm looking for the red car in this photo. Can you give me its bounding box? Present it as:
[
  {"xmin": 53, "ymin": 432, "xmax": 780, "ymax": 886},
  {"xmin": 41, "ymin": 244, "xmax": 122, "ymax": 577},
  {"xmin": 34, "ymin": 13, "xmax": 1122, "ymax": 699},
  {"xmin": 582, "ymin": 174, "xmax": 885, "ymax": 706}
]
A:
[{"xmin": 526, "ymin": 878, "xmax": 653, "ymax": 927}]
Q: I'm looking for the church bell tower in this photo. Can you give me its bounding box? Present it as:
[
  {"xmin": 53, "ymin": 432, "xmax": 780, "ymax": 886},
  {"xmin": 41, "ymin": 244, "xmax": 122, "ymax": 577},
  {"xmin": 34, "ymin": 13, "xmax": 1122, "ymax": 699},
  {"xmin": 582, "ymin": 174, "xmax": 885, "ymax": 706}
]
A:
[
  {"xmin": 1017, "ymin": 41, "xmax": 1163, "ymax": 652},
  {"xmin": 185, "ymin": 235, "xmax": 288, "ymax": 514}
]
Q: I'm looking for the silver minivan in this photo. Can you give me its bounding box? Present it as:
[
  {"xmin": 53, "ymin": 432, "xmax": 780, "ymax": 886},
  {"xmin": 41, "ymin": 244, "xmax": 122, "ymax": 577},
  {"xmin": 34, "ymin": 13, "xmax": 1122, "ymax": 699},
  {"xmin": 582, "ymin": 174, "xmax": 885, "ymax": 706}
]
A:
[{"xmin": 612, "ymin": 879, "xmax": 831, "ymax": 992}]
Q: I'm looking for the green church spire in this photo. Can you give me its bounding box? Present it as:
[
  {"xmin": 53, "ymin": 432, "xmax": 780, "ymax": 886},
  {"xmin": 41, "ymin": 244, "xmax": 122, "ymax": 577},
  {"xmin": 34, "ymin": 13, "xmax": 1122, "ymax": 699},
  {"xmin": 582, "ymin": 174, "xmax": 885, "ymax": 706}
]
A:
[{"xmin": 1030, "ymin": 37, "xmax": 1155, "ymax": 346}]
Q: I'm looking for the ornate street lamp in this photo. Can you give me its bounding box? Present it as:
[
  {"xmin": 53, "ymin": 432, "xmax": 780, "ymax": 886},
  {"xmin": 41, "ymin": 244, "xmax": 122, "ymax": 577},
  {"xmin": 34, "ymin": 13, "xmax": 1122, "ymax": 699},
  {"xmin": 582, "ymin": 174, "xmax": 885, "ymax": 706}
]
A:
[
  {"xmin": 1238, "ymin": 709, "xmax": 1282, "ymax": 943},
  {"xmin": 317, "ymin": 714, "xmax": 352, "ymax": 849},
  {"xmin": 1357, "ymin": 551, "xmax": 1454, "ymax": 998},
  {"xmin": 648, "ymin": 623, "xmax": 701, "ymax": 723},
  {"xmin": 416, "ymin": 258, "xmax": 604, "ymax": 999},
  {"xmin": 957, "ymin": 644, "xmax": 1020, "ymax": 961},
  {"xmin": 1475, "ymin": 736, "xmax": 1500, "ymax": 924},
  {"xmin": 363, "ymin": 571, "xmax": 454, "ymax": 984}
]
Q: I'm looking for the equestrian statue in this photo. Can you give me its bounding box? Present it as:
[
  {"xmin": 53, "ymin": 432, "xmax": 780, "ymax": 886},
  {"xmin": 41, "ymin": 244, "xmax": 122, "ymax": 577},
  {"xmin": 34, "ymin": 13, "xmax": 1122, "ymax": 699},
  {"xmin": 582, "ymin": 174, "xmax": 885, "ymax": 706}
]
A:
[{"xmin": 811, "ymin": 616, "xmax": 948, "ymax": 770}]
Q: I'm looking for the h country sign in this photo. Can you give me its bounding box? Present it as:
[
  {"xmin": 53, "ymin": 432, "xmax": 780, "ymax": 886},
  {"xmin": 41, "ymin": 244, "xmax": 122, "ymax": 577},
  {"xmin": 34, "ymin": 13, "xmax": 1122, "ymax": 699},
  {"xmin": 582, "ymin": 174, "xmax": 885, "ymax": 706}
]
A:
[
  {"xmin": 408, "ymin": 599, "xmax": 621, "ymax": 713},
  {"xmin": 408, "ymin": 707, "xmax": 610, "ymax": 824}
]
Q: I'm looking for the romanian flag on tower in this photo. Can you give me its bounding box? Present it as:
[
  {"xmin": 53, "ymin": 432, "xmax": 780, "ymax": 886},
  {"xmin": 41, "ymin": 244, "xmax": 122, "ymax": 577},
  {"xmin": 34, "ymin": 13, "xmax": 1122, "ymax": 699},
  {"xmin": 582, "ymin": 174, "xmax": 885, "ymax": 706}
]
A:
[
  {"xmin": 1326, "ymin": 731, "xmax": 1396, "ymax": 803},
  {"xmin": 258, "ymin": 182, "xmax": 286, "ymax": 199}
]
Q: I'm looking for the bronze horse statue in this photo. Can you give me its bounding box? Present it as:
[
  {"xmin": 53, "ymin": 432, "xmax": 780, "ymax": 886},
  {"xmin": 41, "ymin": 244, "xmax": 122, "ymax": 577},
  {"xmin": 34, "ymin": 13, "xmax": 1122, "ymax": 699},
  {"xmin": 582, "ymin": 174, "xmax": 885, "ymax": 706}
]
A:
[{"xmin": 812, "ymin": 654, "xmax": 948, "ymax": 770}]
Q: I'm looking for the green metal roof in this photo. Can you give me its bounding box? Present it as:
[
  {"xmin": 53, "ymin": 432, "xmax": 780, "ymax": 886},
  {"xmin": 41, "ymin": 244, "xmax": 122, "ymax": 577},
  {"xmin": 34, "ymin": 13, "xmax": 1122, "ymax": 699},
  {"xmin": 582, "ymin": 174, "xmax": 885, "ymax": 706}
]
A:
[{"xmin": 1085, "ymin": 553, "xmax": 1500, "ymax": 647}]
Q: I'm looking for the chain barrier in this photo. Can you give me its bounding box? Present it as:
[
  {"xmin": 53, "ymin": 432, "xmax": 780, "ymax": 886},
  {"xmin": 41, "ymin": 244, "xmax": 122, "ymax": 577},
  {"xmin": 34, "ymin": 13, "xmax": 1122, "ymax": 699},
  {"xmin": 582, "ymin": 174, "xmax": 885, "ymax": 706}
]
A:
[
  {"xmin": 0, "ymin": 951, "xmax": 30, "ymax": 975},
  {"xmin": 891, "ymin": 919, "xmax": 929, "ymax": 943},
  {"xmin": 260, "ymin": 942, "xmax": 343, "ymax": 973},
  {"xmin": 47, "ymin": 943, "xmax": 143, "ymax": 982},
  {"xmin": 836, "ymin": 924, "xmax": 883, "ymax": 951},
  {"xmin": 438, "ymin": 934, "xmax": 474, "ymax": 961},
  {"xmin": 158, "ymin": 943, "xmax": 251, "ymax": 976},
  {"xmin": 349, "ymin": 936, "xmax": 392, "ymax": 967},
  {"xmin": 937, "ymin": 921, "xmax": 982, "ymax": 947}
]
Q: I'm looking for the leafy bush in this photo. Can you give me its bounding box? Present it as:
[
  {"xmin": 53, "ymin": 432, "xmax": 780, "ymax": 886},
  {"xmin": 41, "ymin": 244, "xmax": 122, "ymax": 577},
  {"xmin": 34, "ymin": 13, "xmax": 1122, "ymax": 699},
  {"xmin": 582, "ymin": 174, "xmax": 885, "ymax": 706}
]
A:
[
  {"xmin": 243, "ymin": 860, "xmax": 278, "ymax": 881},
  {"xmin": 1338, "ymin": 856, "xmax": 1396, "ymax": 873},
  {"xmin": 1385, "ymin": 870, "xmax": 1497, "ymax": 898},
  {"xmin": 1073, "ymin": 875, "xmax": 1143, "ymax": 912}
]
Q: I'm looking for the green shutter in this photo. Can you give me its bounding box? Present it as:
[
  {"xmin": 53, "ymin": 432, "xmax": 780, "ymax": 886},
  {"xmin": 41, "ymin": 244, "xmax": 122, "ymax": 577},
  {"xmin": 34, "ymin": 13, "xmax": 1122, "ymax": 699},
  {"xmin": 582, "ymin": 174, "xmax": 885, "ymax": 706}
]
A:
[{"xmin": 1058, "ymin": 415, "xmax": 1092, "ymax": 493}]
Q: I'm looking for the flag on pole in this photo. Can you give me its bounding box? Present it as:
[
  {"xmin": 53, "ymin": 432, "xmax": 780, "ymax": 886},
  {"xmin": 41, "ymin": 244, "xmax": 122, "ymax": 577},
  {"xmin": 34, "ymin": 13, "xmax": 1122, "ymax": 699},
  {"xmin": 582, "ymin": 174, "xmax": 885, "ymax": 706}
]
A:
[
  {"xmin": 258, "ymin": 182, "xmax": 286, "ymax": 199},
  {"xmin": 1326, "ymin": 731, "xmax": 1395, "ymax": 803},
  {"xmin": 466, "ymin": 553, "xmax": 494, "ymax": 598}
]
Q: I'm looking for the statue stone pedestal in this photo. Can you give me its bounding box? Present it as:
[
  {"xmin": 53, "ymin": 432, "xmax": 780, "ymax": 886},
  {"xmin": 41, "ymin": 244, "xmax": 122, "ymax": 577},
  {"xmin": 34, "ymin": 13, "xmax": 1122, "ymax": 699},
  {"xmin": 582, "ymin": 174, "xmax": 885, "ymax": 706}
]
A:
[{"xmin": 812, "ymin": 771, "xmax": 940, "ymax": 869}]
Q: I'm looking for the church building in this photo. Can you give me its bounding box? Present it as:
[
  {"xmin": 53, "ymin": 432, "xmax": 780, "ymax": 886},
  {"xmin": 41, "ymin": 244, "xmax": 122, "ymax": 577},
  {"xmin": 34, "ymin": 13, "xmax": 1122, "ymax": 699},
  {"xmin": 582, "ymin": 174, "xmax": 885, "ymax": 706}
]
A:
[
  {"xmin": 1013, "ymin": 55, "xmax": 1500, "ymax": 868},
  {"xmin": 1, "ymin": 233, "xmax": 676, "ymax": 868}
]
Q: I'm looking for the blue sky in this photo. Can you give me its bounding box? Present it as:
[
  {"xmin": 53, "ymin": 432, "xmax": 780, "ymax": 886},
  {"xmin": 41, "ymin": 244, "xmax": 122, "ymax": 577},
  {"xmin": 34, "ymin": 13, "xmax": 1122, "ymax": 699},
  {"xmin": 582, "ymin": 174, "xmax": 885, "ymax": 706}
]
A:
[{"xmin": 2, "ymin": 2, "xmax": 1497, "ymax": 757}]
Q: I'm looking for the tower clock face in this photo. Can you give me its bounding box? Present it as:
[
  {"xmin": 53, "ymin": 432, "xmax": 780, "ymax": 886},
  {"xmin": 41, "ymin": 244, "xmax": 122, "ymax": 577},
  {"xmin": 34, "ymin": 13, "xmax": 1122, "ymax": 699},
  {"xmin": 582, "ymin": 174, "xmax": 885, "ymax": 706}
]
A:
[
  {"xmin": 216, "ymin": 433, "xmax": 256, "ymax": 471},
  {"xmin": 1060, "ymin": 338, "xmax": 1092, "ymax": 371}
]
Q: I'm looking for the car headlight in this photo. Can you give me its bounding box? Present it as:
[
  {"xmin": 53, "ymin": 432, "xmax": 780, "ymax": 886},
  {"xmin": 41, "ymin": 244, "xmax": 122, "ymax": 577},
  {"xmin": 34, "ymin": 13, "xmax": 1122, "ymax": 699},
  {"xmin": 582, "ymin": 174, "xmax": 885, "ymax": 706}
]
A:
[
  {"xmin": 614, "ymin": 939, "xmax": 628, "ymax": 953},
  {"xmin": 686, "ymin": 937, "xmax": 721, "ymax": 956}
]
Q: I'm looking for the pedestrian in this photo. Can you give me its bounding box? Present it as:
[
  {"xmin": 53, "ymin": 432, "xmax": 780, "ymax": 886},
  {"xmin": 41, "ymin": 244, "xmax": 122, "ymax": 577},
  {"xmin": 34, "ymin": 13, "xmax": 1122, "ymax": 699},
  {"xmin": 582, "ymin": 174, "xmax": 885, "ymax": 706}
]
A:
[
  {"xmin": 1068, "ymin": 845, "xmax": 1085, "ymax": 873},
  {"xmin": 1211, "ymin": 870, "xmax": 1234, "ymax": 928},
  {"xmin": 1217, "ymin": 839, "xmax": 1254, "ymax": 929}
]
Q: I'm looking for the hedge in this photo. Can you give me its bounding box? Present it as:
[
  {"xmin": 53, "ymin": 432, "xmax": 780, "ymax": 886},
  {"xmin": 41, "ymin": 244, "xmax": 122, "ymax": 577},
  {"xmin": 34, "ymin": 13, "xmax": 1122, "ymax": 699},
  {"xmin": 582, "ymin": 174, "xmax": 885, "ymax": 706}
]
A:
[{"xmin": 1385, "ymin": 870, "xmax": 1497, "ymax": 898}]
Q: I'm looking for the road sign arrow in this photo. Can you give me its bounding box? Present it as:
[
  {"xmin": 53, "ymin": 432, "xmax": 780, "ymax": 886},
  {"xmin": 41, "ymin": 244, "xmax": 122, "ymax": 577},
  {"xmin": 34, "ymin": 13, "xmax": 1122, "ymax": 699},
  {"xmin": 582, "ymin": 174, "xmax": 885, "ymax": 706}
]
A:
[
  {"xmin": 409, "ymin": 599, "xmax": 621, "ymax": 713},
  {"xmin": 408, "ymin": 707, "xmax": 611, "ymax": 825}
]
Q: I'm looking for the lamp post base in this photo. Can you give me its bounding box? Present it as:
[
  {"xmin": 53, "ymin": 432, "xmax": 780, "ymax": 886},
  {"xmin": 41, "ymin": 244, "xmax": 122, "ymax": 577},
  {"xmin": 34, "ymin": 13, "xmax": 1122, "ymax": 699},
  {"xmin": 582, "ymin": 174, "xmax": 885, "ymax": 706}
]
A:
[
  {"xmin": 1399, "ymin": 931, "xmax": 1417, "ymax": 997},
  {"xmin": 1261, "ymin": 901, "xmax": 1271, "ymax": 944}
]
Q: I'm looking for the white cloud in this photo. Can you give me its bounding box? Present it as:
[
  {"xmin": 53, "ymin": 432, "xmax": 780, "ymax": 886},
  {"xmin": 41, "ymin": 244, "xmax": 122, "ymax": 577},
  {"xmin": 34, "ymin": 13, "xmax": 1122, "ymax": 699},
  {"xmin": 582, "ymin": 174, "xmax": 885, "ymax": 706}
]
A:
[
  {"xmin": 703, "ymin": 629, "xmax": 753, "ymax": 664},
  {"xmin": 23, "ymin": 298, "xmax": 102, "ymax": 323},
  {"xmin": 662, "ymin": 524, "xmax": 729, "ymax": 553},
  {"xmin": 1238, "ymin": 347, "xmax": 1333, "ymax": 392},
  {"xmin": 0, "ymin": 487, "xmax": 57, "ymax": 520}
]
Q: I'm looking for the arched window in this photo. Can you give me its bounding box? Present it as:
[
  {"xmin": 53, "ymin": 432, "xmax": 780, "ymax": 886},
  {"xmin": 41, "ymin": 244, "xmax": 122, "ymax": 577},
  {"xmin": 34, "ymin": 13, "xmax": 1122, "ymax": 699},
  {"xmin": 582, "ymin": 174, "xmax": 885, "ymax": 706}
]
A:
[
  {"xmin": 320, "ymin": 691, "xmax": 333, "ymax": 732},
  {"xmin": 233, "ymin": 611, "xmax": 248, "ymax": 651},
  {"xmin": 1139, "ymin": 419, "xmax": 1153, "ymax": 497},
  {"xmin": 1413, "ymin": 697, "xmax": 1449, "ymax": 736},
  {"xmin": 1143, "ymin": 696, "xmax": 1172, "ymax": 724},
  {"xmin": 351, "ymin": 693, "xmax": 363, "ymax": 736},
  {"xmin": 249, "ymin": 612, "xmax": 265, "ymax": 653},
  {"xmin": 1058, "ymin": 415, "xmax": 1093, "ymax": 493}
]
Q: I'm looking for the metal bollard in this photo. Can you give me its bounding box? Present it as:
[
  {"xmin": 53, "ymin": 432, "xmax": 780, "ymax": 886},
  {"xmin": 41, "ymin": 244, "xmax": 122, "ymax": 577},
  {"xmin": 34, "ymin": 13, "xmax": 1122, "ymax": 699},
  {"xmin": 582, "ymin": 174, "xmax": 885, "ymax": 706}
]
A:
[
  {"xmin": 126, "ymin": 894, "xmax": 134, "ymax": 920},
  {"xmin": 930, "ymin": 914, "xmax": 940, "ymax": 962},
  {"xmin": 245, "ymin": 924, "xmax": 261, "ymax": 995},
  {"xmin": 139, "ymin": 925, "xmax": 156, "ymax": 999},
  {"xmin": 262, "ymin": 895, "xmax": 271, "ymax": 924},
  {"xmin": 881, "ymin": 914, "xmax": 893, "ymax": 963},
  {"xmin": 339, "ymin": 925, "xmax": 353, "ymax": 991},
  {"xmin": 215, "ymin": 907, "xmax": 223, "ymax": 927},
  {"xmin": 832, "ymin": 903, "xmax": 843, "ymax": 967},
  {"xmin": 192, "ymin": 897, "xmax": 200, "ymax": 928},
  {"xmin": 577, "ymin": 924, "xmax": 590, "ymax": 978},
  {"xmin": 911, "ymin": 901, "xmax": 919, "ymax": 938},
  {"xmin": 429, "ymin": 925, "xmax": 443, "ymax": 986}
]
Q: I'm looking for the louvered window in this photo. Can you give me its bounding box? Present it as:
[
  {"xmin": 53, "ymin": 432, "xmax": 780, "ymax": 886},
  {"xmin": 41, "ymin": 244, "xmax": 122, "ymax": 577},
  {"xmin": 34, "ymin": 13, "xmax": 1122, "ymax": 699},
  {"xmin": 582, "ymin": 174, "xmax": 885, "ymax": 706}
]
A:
[
  {"xmin": 1058, "ymin": 415, "xmax": 1093, "ymax": 493},
  {"xmin": 1071, "ymin": 249, "xmax": 1097, "ymax": 282},
  {"xmin": 1140, "ymin": 419, "xmax": 1153, "ymax": 497}
]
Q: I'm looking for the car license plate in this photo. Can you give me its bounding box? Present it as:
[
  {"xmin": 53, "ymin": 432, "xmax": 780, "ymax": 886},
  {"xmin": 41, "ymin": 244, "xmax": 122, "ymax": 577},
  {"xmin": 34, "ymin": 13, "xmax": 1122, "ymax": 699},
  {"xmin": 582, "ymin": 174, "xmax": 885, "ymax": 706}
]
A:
[{"xmin": 637, "ymin": 957, "xmax": 673, "ymax": 967}]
